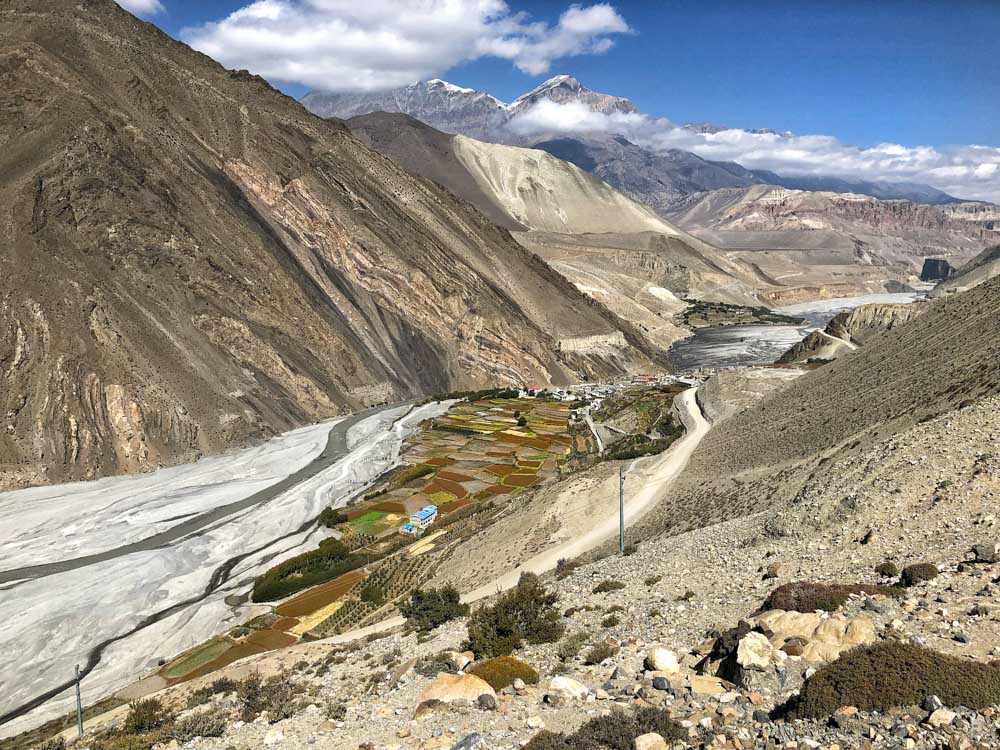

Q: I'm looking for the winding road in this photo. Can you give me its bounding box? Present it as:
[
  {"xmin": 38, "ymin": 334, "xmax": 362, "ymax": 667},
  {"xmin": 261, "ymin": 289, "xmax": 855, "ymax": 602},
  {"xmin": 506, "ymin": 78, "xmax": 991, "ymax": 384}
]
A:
[{"xmin": 324, "ymin": 387, "xmax": 711, "ymax": 644}]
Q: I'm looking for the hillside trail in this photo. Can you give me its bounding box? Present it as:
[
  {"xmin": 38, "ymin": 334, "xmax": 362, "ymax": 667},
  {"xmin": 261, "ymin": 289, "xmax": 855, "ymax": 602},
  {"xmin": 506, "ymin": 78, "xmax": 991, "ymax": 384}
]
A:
[
  {"xmin": 817, "ymin": 329, "xmax": 858, "ymax": 351},
  {"xmin": 324, "ymin": 387, "xmax": 711, "ymax": 644}
]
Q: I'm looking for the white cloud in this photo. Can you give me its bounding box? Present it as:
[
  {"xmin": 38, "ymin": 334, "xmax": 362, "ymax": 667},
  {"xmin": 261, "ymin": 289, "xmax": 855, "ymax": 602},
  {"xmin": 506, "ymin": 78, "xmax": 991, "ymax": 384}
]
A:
[
  {"xmin": 507, "ymin": 102, "xmax": 1000, "ymax": 203},
  {"xmin": 116, "ymin": 0, "xmax": 165, "ymax": 16},
  {"xmin": 183, "ymin": 1, "xmax": 629, "ymax": 92}
]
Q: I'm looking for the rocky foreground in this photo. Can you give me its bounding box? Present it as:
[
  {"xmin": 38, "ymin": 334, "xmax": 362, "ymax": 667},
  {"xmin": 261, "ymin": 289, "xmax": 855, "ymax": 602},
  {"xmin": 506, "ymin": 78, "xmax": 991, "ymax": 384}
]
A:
[{"xmin": 43, "ymin": 393, "xmax": 1000, "ymax": 750}]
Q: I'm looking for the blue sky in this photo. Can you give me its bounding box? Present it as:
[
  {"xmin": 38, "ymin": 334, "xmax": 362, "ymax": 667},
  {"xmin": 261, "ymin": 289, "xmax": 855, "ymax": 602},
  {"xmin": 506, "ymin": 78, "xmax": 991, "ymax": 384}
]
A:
[
  {"xmin": 124, "ymin": 0, "xmax": 1000, "ymax": 200},
  {"xmin": 140, "ymin": 0, "xmax": 998, "ymax": 149}
]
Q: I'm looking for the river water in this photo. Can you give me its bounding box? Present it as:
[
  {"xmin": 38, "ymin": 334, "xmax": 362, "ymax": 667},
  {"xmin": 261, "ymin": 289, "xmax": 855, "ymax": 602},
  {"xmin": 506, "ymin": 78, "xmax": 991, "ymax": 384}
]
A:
[{"xmin": 667, "ymin": 292, "xmax": 925, "ymax": 371}]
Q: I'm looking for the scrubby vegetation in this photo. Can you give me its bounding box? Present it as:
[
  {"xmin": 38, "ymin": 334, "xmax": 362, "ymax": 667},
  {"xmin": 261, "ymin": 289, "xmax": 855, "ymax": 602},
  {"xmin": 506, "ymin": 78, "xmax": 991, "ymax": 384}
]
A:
[
  {"xmin": 523, "ymin": 707, "xmax": 686, "ymax": 749},
  {"xmin": 875, "ymin": 561, "xmax": 899, "ymax": 578},
  {"xmin": 186, "ymin": 677, "xmax": 238, "ymax": 709},
  {"xmin": 251, "ymin": 539, "xmax": 362, "ymax": 602},
  {"xmin": 400, "ymin": 586, "xmax": 469, "ymax": 632},
  {"xmin": 555, "ymin": 558, "xmax": 581, "ymax": 580},
  {"xmin": 759, "ymin": 581, "xmax": 904, "ymax": 613},
  {"xmin": 557, "ymin": 632, "xmax": 590, "ymax": 662},
  {"xmin": 121, "ymin": 699, "xmax": 173, "ymax": 736},
  {"xmin": 901, "ymin": 562, "xmax": 939, "ymax": 587},
  {"xmin": 317, "ymin": 507, "xmax": 349, "ymax": 528},
  {"xmin": 171, "ymin": 707, "xmax": 229, "ymax": 742},
  {"xmin": 465, "ymin": 573, "xmax": 564, "ymax": 658},
  {"xmin": 593, "ymin": 579, "xmax": 626, "ymax": 594},
  {"xmin": 236, "ymin": 674, "xmax": 300, "ymax": 723},
  {"xmin": 470, "ymin": 656, "xmax": 539, "ymax": 691},
  {"xmin": 584, "ymin": 642, "xmax": 619, "ymax": 665},
  {"xmin": 784, "ymin": 642, "xmax": 1000, "ymax": 718},
  {"xmin": 601, "ymin": 614, "xmax": 620, "ymax": 628}
]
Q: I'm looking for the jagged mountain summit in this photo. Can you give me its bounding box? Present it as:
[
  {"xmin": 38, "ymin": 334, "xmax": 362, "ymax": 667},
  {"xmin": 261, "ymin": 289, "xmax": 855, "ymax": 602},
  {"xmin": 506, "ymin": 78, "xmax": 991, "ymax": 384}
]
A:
[
  {"xmin": 302, "ymin": 75, "xmax": 966, "ymax": 207},
  {"xmin": 0, "ymin": 0, "xmax": 659, "ymax": 490}
]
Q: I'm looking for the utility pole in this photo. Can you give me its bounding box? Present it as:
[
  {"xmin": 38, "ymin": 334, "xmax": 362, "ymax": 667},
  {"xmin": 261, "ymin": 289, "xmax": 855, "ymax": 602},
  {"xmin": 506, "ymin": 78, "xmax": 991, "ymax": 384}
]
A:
[
  {"xmin": 75, "ymin": 664, "xmax": 84, "ymax": 738},
  {"xmin": 619, "ymin": 464, "xmax": 625, "ymax": 555}
]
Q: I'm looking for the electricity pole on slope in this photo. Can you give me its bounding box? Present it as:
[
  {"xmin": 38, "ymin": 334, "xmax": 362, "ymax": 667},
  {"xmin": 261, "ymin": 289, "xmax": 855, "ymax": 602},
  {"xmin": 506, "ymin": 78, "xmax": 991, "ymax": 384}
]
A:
[
  {"xmin": 619, "ymin": 465, "xmax": 625, "ymax": 555},
  {"xmin": 75, "ymin": 664, "xmax": 83, "ymax": 738}
]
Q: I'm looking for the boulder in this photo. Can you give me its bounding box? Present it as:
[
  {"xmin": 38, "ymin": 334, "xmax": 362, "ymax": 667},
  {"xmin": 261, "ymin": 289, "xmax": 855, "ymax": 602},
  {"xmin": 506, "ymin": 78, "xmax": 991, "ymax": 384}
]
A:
[
  {"xmin": 751, "ymin": 610, "xmax": 876, "ymax": 663},
  {"xmin": 973, "ymin": 544, "xmax": 999, "ymax": 563},
  {"xmin": 546, "ymin": 675, "xmax": 589, "ymax": 702},
  {"xmin": 927, "ymin": 708, "xmax": 957, "ymax": 729},
  {"xmin": 736, "ymin": 632, "xmax": 774, "ymax": 671},
  {"xmin": 417, "ymin": 673, "xmax": 495, "ymax": 714},
  {"xmin": 644, "ymin": 647, "xmax": 680, "ymax": 674},
  {"xmin": 634, "ymin": 733, "xmax": 668, "ymax": 750}
]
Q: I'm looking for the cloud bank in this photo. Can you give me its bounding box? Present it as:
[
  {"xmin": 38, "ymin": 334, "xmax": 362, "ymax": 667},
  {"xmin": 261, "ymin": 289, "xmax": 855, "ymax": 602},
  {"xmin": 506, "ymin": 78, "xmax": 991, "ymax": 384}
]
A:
[
  {"xmin": 116, "ymin": 0, "xmax": 164, "ymax": 16},
  {"xmin": 183, "ymin": 1, "xmax": 629, "ymax": 92},
  {"xmin": 509, "ymin": 101, "xmax": 1000, "ymax": 203}
]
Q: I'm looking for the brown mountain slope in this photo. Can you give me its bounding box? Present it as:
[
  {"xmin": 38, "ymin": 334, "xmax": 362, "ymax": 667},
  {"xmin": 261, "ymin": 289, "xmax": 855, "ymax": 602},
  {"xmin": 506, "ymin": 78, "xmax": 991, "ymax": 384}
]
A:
[
  {"xmin": 0, "ymin": 0, "xmax": 657, "ymax": 490},
  {"xmin": 638, "ymin": 276, "xmax": 1000, "ymax": 539}
]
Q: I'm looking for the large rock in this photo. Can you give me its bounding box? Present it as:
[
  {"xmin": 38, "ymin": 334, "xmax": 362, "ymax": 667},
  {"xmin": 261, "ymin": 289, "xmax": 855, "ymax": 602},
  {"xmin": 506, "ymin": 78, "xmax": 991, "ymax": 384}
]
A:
[
  {"xmin": 418, "ymin": 674, "xmax": 496, "ymax": 706},
  {"xmin": 736, "ymin": 632, "xmax": 774, "ymax": 671},
  {"xmin": 644, "ymin": 648, "xmax": 680, "ymax": 674},
  {"xmin": 546, "ymin": 675, "xmax": 589, "ymax": 702},
  {"xmin": 634, "ymin": 733, "xmax": 669, "ymax": 750},
  {"xmin": 973, "ymin": 544, "xmax": 999, "ymax": 564},
  {"xmin": 751, "ymin": 610, "xmax": 876, "ymax": 663}
]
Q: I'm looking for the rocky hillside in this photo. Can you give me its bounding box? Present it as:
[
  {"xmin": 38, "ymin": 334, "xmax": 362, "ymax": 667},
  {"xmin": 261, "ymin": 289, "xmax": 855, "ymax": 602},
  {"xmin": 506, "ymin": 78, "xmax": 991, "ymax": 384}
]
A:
[
  {"xmin": 638, "ymin": 276, "xmax": 1000, "ymax": 542},
  {"xmin": 777, "ymin": 301, "xmax": 928, "ymax": 365},
  {"xmin": 666, "ymin": 185, "xmax": 999, "ymax": 273},
  {"xmin": 532, "ymin": 136, "xmax": 765, "ymax": 215},
  {"xmin": 0, "ymin": 1, "xmax": 659, "ymax": 490},
  {"xmin": 931, "ymin": 244, "xmax": 1000, "ymax": 298}
]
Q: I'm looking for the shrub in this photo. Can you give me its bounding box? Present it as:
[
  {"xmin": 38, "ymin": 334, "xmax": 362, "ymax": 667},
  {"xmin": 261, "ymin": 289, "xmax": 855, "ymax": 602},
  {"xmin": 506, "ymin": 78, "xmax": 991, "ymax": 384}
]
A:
[
  {"xmin": 399, "ymin": 586, "xmax": 469, "ymax": 632},
  {"xmin": 584, "ymin": 642, "xmax": 618, "ymax": 665},
  {"xmin": 875, "ymin": 561, "xmax": 899, "ymax": 578},
  {"xmin": 759, "ymin": 581, "xmax": 904, "ymax": 613},
  {"xmin": 359, "ymin": 582, "xmax": 385, "ymax": 606},
  {"xmin": 601, "ymin": 614, "xmax": 620, "ymax": 628},
  {"xmin": 414, "ymin": 651, "xmax": 454, "ymax": 678},
  {"xmin": 623, "ymin": 543, "xmax": 638, "ymax": 556},
  {"xmin": 783, "ymin": 641, "xmax": 1000, "ymax": 719},
  {"xmin": 171, "ymin": 707, "xmax": 229, "ymax": 741},
  {"xmin": 318, "ymin": 507, "xmax": 349, "ymax": 528},
  {"xmin": 524, "ymin": 707, "xmax": 685, "ymax": 750},
  {"xmin": 325, "ymin": 701, "xmax": 347, "ymax": 721},
  {"xmin": 470, "ymin": 656, "xmax": 539, "ymax": 691},
  {"xmin": 901, "ymin": 563, "xmax": 939, "ymax": 587},
  {"xmin": 236, "ymin": 674, "xmax": 300, "ymax": 722},
  {"xmin": 36, "ymin": 738, "xmax": 65, "ymax": 750},
  {"xmin": 593, "ymin": 580, "xmax": 626, "ymax": 594},
  {"xmin": 186, "ymin": 676, "xmax": 239, "ymax": 708},
  {"xmin": 121, "ymin": 699, "xmax": 173, "ymax": 736},
  {"xmin": 644, "ymin": 575, "xmax": 662, "ymax": 586},
  {"xmin": 557, "ymin": 632, "xmax": 589, "ymax": 661},
  {"xmin": 517, "ymin": 416, "xmax": 528, "ymax": 427},
  {"xmin": 465, "ymin": 573, "xmax": 565, "ymax": 658},
  {"xmin": 555, "ymin": 558, "xmax": 581, "ymax": 580}
]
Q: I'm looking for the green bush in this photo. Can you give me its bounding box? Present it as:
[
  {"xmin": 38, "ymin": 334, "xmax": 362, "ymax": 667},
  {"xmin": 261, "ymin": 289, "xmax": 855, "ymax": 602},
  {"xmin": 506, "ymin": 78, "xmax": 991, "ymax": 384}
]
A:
[
  {"xmin": 399, "ymin": 586, "xmax": 470, "ymax": 632},
  {"xmin": 875, "ymin": 561, "xmax": 899, "ymax": 578},
  {"xmin": 171, "ymin": 707, "xmax": 229, "ymax": 741},
  {"xmin": 901, "ymin": 563, "xmax": 939, "ymax": 587},
  {"xmin": 524, "ymin": 707, "xmax": 686, "ymax": 750},
  {"xmin": 601, "ymin": 614, "xmax": 620, "ymax": 628},
  {"xmin": 557, "ymin": 632, "xmax": 589, "ymax": 662},
  {"xmin": 360, "ymin": 582, "xmax": 385, "ymax": 606},
  {"xmin": 236, "ymin": 674, "xmax": 300, "ymax": 723},
  {"xmin": 318, "ymin": 507, "xmax": 349, "ymax": 528},
  {"xmin": 252, "ymin": 540, "xmax": 361, "ymax": 602},
  {"xmin": 465, "ymin": 573, "xmax": 565, "ymax": 658},
  {"xmin": 121, "ymin": 699, "xmax": 173, "ymax": 736},
  {"xmin": 759, "ymin": 581, "xmax": 904, "ymax": 613},
  {"xmin": 470, "ymin": 656, "xmax": 539, "ymax": 691},
  {"xmin": 783, "ymin": 641, "xmax": 1000, "ymax": 719},
  {"xmin": 584, "ymin": 642, "xmax": 619, "ymax": 665},
  {"xmin": 593, "ymin": 579, "xmax": 626, "ymax": 594}
]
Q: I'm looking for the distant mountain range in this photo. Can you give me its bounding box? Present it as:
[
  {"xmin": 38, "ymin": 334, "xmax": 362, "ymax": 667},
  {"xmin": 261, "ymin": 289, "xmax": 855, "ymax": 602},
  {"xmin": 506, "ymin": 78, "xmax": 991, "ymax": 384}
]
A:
[{"xmin": 302, "ymin": 75, "xmax": 972, "ymax": 207}]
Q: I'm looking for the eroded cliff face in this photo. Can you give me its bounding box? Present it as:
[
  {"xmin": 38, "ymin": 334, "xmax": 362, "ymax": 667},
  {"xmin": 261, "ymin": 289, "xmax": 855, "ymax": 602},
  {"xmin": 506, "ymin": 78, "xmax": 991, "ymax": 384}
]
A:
[{"xmin": 0, "ymin": 0, "xmax": 657, "ymax": 489}]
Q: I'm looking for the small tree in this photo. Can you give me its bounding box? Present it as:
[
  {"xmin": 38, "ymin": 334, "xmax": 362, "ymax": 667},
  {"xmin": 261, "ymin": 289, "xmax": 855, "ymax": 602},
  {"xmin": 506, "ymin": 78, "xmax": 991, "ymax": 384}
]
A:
[
  {"xmin": 400, "ymin": 586, "xmax": 470, "ymax": 632},
  {"xmin": 517, "ymin": 416, "xmax": 528, "ymax": 427},
  {"xmin": 318, "ymin": 507, "xmax": 349, "ymax": 528},
  {"xmin": 465, "ymin": 573, "xmax": 564, "ymax": 658}
]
